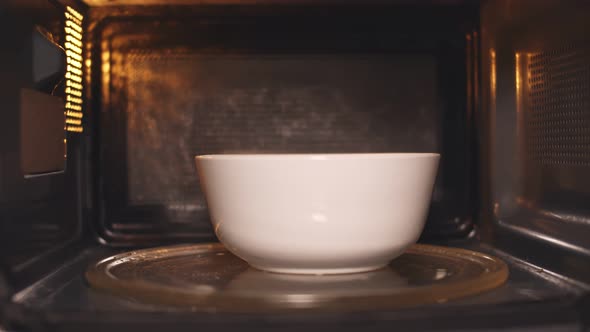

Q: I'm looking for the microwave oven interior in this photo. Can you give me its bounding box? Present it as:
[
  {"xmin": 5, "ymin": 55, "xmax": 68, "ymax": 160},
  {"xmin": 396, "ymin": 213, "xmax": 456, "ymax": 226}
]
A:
[{"xmin": 1, "ymin": 0, "xmax": 590, "ymax": 331}]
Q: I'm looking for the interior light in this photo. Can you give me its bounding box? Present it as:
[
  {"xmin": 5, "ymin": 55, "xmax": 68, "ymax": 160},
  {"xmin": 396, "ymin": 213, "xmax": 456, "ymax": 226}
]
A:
[{"xmin": 64, "ymin": 6, "xmax": 85, "ymax": 133}]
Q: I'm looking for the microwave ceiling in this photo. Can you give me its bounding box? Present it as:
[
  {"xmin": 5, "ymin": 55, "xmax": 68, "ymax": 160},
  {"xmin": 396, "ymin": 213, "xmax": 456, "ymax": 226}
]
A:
[{"xmin": 81, "ymin": 0, "xmax": 471, "ymax": 6}]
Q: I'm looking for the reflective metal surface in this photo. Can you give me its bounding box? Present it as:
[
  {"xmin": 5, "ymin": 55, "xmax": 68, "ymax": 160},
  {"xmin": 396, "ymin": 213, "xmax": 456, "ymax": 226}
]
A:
[
  {"xmin": 479, "ymin": 0, "xmax": 590, "ymax": 284},
  {"xmin": 86, "ymin": 243, "xmax": 508, "ymax": 312},
  {"xmin": 88, "ymin": 4, "xmax": 477, "ymax": 245}
]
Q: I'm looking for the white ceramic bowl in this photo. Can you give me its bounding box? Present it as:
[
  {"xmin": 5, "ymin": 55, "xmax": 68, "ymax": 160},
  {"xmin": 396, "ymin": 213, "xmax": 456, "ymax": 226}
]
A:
[{"xmin": 195, "ymin": 153, "xmax": 439, "ymax": 275}]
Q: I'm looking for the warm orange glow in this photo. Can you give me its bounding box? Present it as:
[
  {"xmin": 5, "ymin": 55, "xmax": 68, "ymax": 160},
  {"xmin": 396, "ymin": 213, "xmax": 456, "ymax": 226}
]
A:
[
  {"xmin": 65, "ymin": 12, "xmax": 82, "ymax": 25},
  {"xmin": 67, "ymin": 65, "xmax": 82, "ymax": 76},
  {"xmin": 67, "ymin": 125, "xmax": 84, "ymax": 133},
  {"xmin": 526, "ymin": 53, "xmax": 534, "ymax": 88},
  {"xmin": 66, "ymin": 80, "xmax": 83, "ymax": 90},
  {"xmin": 515, "ymin": 53, "xmax": 521, "ymax": 113},
  {"xmin": 67, "ymin": 112, "xmax": 83, "ymax": 120},
  {"xmin": 66, "ymin": 50, "xmax": 83, "ymax": 61},
  {"xmin": 65, "ymin": 20, "xmax": 82, "ymax": 31},
  {"xmin": 490, "ymin": 49, "xmax": 496, "ymax": 105},
  {"xmin": 101, "ymin": 44, "xmax": 111, "ymax": 106},
  {"xmin": 516, "ymin": 52, "xmax": 537, "ymax": 114},
  {"xmin": 65, "ymin": 102, "xmax": 82, "ymax": 109},
  {"xmin": 65, "ymin": 87, "xmax": 82, "ymax": 97},
  {"xmin": 67, "ymin": 57, "xmax": 83, "ymax": 69},
  {"xmin": 65, "ymin": 27, "xmax": 82, "ymax": 40},
  {"xmin": 101, "ymin": 50, "xmax": 111, "ymax": 74},
  {"xmin": 65, "ymin": 6, "xmax": 84, "ymax": 133},
  {"xmin": 66, "ymin": 6, "xmax": 83, "ymax": 21},
  {"xmin": 66, "ymin": 72, "xmax": 83, "ymax": 83},
  {"xmin": 67, "ymin": 66, "xmax": 80, "ymax": 76},
  {"xmin": 66, "ymin": 118, "xmax": 82, "ymax": 125},
  {"xmin": 65, "ymin": 38, "xmax": 82, "ymax": 50},
  {"xmin": 101, "ymin": 62, "xmax": 110, "ymax": 74},
  {"xmin": 66, "ymin": 95, "xmax": 82, "ymax": 104}
]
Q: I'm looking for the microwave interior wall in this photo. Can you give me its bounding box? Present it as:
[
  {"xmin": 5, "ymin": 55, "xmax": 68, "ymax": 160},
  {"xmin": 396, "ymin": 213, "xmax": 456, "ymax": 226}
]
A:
[
  {"xmin": 0, "ymin": 0, "xmax": 589, "ymax": 331},
  {"xmin": 92, "ymin": 3, "xmax": 476, "ymax": 246}
]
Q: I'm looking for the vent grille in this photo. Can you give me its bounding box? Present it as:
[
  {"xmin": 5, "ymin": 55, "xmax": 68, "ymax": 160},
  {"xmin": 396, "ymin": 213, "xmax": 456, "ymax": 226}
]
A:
[
  {"xmin": 64, "ymin": 6, "xmax": 84, "ymax": 133},
  {"xmin": 527, "ymin": 46, "xmax": 590, "ymax": 166}
]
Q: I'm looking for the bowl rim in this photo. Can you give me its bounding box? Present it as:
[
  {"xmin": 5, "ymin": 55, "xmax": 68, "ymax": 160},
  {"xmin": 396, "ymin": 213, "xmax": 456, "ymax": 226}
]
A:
[{"xmin": 195, "ymin": 153, "xmax": 440, "ymax": 160}]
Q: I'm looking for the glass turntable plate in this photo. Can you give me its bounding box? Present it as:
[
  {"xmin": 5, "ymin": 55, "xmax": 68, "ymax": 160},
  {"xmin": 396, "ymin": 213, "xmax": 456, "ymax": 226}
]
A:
[{"xmin": 85, "ymin": 243, "xmax": 508, "ymax": 312}]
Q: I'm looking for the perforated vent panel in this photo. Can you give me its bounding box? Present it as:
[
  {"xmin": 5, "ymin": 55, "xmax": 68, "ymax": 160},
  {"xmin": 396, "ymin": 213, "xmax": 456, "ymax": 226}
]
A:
[
  {"xmin": 528, "ymin": 46, "xmax": 590, "ymax": 166},
  {"xmin": 121, "ymin": 54, "xmax": 438, "ymax": 206}
]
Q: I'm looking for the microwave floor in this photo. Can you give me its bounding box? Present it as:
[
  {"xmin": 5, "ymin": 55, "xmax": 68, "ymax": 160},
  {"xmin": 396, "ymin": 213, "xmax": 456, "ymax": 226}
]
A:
[{"xmin": 9, "ymin": 240, "xmax": 588, "ymax": 331}]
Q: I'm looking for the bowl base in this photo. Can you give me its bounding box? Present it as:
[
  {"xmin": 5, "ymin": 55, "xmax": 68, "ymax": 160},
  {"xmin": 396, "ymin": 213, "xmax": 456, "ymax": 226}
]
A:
[
  {"xmin": 250, "ymin": 263, "xmax": 388, "ymax": 275},
  {"xmin": 86, "ymin": 243, "xmax": 509, "ymax": 311}
]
